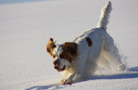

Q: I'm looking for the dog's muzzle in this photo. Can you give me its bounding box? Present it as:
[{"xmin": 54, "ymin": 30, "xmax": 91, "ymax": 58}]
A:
[{"xmin": 53, "ymin": 59, "xmax": 66, "ymax": 72}]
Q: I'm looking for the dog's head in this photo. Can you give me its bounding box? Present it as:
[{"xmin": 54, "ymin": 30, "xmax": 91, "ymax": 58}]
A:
[{"xmin": 46, "ymin": 38, "xmax": 78, "ymax": 72}]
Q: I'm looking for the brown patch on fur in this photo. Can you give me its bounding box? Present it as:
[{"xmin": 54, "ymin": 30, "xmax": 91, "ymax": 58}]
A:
[
  {"xmin": 86, "ymin": 37, "xmax": 92, "ymax": 47},
  {"xmin": 60, "ymin": 42, "xmax": 78, "ymax": 63},
  {"xmin": 46, "ymin": 38, "xmax": 56, "ymax": 57}
]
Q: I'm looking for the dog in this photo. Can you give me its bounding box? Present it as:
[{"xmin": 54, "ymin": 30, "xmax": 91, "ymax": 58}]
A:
[{"xmin": 46, "ymin": 1, "xmax": 126, "ymax": 85}]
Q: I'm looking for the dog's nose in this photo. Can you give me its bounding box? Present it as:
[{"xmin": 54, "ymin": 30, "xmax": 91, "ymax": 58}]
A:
[{"xmin": 53, "ymin": 60, "xmax": 59, "ymax": 66}]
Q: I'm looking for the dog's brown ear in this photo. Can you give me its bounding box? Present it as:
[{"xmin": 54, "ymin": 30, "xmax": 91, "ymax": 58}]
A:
[
  {"xmin": 50, "ymin": 38, "xmax": 53, "ymax": 41},
  {"xmin": 47, "ymin": 38, "xmax": 56, "ymax": 56},
  {"xmin": 49, "ymin": 38, "xmax": 53, "ymax": 43},
  {"xmin": 49, "ymin": 38, "xmax": 56, "ymax": 45},
  {"xmin": 63, "ymin": 42, "xmax": 77, "ymax": 56}
]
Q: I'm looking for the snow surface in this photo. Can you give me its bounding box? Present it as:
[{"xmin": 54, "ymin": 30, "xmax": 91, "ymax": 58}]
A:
[{"xmin": 0, "ymin": 0, "xmax": 138, "ymax": 90}]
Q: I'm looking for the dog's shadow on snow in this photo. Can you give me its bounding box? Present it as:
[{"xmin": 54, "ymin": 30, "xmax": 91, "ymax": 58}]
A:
[
  {"xmin": 26, "ymin": 67, "xmax": 138, "ymax": 90},
  {"xmin": 26, "ymin": 83, "xmax": 64, "ymax": 90}
]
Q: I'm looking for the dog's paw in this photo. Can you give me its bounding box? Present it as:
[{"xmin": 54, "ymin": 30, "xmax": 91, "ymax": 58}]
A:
[
  {"xmin": 61, "ymin": 79, "xmax": 72, "ymax": 85},
  {"xmin": 118, "ymin": 64, "xmax": 127, "ymax": 71}
]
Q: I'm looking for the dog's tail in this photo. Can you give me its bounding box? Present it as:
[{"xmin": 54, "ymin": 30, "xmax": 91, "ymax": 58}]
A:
[{"xmin": 97, "ymin": 1, "xmax": 112, "ymax": 30}]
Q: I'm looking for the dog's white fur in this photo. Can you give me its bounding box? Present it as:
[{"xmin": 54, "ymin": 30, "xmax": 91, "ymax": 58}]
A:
[
  {"xmin": 97, "ymin": 1, "xmax": 112, "ymax": 30},
  {"xmin": 47, "ymin": 1, "xmax": 126, "ymax": 85}
]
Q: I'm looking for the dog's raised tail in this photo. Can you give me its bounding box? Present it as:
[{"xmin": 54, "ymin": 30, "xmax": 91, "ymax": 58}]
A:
[{"xmin": 97, "ymin": 1, "xmax": 112, "ymax": 30}]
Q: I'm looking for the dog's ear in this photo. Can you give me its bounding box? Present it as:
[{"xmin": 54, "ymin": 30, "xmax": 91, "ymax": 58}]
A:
[
  {"xmin": 47, "ymin": 38, "xmax": 57, "ymax": 56},
  {"xmin": 63, "ymin": 42, "xmax": 77, "ymax": 56},
  {"xmin": 49, "ymin": 38, "xmax": 56, "ymax": 44},
  {"xmin": 48, "ymin": 38, "xmax": 56, "ymax": 48},
  {"xmin": 49, "ymin": 38, "xmax": 53, "ymax": 42}
]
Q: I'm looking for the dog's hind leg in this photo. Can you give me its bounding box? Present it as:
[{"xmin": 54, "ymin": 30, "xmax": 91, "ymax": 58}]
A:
[
  {"xmin": 103, "ymin": 37, "xmax": 126, "ymax": 71},
  {"xmin": 98, "ymin": 51, "xmax": 111, "ymax": 69}
]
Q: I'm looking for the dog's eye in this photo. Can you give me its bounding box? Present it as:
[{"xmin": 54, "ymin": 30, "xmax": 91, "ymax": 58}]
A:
[{"xmin": 52, "ymin": 45, "xmax": 56, "ymax": 48}]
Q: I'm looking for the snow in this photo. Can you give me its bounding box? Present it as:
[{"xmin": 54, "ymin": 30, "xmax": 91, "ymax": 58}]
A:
[{"xmin": 0, "ymin": 0, "xmax": 138, "ymax": 90}]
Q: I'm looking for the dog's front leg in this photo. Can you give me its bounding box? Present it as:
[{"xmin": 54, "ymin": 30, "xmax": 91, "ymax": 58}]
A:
[
  {"xmin": 61, "ymin": 54, "xmax": 87, "ymax": 85},
  {"xmin": 62, "ymin": 60, "xmax": 86, "ymax": 85},
  {"xmin": 61, "ymin": 73, "xmax": 82, "ymax": 85}
]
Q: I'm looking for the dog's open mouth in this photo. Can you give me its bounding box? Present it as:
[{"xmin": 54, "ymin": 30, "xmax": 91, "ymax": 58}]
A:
[{"xmin": 54, "ymin": 65, "xmax": 66, "ymax": 72}]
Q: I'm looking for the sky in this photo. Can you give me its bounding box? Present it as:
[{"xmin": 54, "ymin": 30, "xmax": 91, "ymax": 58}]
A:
[{"xmin": 0, "ymin": 0, "xmax": 50, "ymax": 4}]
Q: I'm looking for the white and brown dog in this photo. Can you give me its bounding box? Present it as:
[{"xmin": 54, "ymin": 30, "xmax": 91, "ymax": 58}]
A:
[{"xmin": 46, "ymin": 1, "xmax": 126, "ymax": 85}]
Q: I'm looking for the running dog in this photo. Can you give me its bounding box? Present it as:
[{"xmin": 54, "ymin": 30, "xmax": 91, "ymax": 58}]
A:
[{"xmin": 46, "ymin": 1, "xmax": 126, "ymax": 85}]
